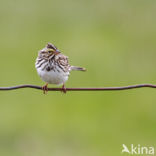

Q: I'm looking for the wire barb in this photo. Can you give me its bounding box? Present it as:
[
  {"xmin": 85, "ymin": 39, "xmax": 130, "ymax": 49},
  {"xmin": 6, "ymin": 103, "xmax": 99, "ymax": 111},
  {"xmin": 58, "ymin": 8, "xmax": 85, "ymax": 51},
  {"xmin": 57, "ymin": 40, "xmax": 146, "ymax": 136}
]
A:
[{"xmin": 0, "ymin": 84, "xmax": 156, "ymax": 91}]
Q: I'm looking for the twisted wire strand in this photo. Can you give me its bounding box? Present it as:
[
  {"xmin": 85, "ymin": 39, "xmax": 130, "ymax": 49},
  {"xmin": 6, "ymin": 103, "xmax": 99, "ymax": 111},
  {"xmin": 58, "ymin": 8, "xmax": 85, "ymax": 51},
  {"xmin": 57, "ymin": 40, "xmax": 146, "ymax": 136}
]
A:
[{"xmin": 0, "ymin": 84, "xmax": 155, "ymax": 91}]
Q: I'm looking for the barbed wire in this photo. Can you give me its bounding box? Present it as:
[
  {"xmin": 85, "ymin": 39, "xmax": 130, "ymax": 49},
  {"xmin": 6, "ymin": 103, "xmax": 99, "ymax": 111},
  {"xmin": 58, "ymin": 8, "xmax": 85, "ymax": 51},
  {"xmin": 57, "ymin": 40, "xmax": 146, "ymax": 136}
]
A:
[{"xmin": 0, "ymin": 84, "xmax": 155, "ymax": 92}]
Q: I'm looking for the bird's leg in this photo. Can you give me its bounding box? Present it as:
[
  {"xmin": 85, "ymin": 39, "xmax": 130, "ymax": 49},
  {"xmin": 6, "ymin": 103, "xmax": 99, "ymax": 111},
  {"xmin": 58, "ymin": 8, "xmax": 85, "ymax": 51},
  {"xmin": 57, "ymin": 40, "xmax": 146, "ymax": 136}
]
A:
[
  {"xmin": 42, "ymin": 83, "xmax": 48, "ymax": 94},
  {"xmin": 61, "ymin": 84, "xmax": 67, "ymax": 93}
]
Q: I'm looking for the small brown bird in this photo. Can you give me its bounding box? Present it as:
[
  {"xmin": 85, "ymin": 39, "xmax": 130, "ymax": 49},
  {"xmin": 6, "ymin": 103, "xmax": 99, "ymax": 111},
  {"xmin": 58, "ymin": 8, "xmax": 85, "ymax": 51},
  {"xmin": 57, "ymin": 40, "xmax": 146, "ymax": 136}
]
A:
[{"xmin": 35, "ymin": 43, "xmax": 86, "ymax": 93}]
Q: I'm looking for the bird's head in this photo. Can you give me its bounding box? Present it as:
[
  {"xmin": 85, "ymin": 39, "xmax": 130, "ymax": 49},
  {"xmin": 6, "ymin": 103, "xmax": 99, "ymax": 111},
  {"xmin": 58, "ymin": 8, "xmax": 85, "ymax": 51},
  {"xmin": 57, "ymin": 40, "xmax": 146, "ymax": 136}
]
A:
[{"xmin": 39, "ymin": 43, "xmax": 60, "ymax": 58}]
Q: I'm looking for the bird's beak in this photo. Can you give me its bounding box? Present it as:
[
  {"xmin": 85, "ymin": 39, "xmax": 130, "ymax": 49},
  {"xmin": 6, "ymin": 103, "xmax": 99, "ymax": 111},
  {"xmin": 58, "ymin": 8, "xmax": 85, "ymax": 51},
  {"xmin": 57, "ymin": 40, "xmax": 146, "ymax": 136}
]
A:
[{"xmin": 54, "ymin": 49, "xmax": 60, "ymax": 55}]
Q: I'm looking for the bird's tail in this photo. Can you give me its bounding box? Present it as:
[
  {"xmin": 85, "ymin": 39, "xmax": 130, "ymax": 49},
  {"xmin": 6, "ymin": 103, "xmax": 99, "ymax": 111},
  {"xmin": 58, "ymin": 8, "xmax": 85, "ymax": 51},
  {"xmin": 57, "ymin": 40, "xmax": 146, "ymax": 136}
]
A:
[{"xmin": 70, "ymin": 66, "xmax": 86, "ymax": 71}]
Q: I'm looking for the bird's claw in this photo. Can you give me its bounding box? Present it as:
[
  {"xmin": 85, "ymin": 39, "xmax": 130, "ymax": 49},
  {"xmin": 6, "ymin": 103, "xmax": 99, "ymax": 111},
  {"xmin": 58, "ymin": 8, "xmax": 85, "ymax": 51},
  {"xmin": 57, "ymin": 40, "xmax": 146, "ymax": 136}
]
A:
[
  {"xmin": 42, "ymin": 84, "xmax": 48, "ymax": 94},
  {"xmin": 61, "ymin": 84, "xmax": 67, "ymax": 94}
]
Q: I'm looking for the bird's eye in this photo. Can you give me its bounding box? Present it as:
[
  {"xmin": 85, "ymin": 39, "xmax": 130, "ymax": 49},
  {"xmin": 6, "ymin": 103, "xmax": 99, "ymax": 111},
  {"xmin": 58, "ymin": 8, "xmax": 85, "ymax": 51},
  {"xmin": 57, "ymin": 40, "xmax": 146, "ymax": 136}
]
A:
[{"xmin": 48, "ymin": 51, "xmax": 52, "ymax": 53}]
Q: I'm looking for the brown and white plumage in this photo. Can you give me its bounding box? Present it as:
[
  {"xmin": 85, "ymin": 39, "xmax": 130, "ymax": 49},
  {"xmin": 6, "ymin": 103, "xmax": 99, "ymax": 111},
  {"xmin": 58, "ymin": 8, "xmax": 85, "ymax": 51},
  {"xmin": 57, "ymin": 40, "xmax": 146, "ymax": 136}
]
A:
[{"xmin": 35, "ymin": 43, "xmax": 86, "ymax": 93}]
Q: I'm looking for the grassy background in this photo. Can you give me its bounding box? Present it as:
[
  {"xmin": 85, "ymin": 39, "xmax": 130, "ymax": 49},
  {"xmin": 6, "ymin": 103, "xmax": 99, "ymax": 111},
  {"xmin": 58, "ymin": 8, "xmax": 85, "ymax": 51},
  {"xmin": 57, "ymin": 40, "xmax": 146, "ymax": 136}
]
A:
[{"xmin": 0, "ymin": 0, "xmax": 156, "ymax": 155}]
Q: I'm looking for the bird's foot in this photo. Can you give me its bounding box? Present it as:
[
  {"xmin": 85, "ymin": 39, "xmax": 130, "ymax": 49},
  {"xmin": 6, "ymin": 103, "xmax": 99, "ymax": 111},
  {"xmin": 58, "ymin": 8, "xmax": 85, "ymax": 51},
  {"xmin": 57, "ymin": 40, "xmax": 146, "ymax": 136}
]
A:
[
  {"xmin": 42, "ymin": 83, "xmax": 48, "ymax": 94},
  {"xmin": 61, "ymin": 84, "xmax": 67, "ymax": 94}
]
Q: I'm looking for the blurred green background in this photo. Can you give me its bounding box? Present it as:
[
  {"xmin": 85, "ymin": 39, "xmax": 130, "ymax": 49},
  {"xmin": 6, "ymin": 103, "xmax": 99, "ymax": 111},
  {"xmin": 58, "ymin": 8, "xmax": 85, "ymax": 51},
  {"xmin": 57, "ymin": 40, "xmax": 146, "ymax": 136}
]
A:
[{"xmin": 0, "ymin": 0, "xmax": 156, "ymax": 155}]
